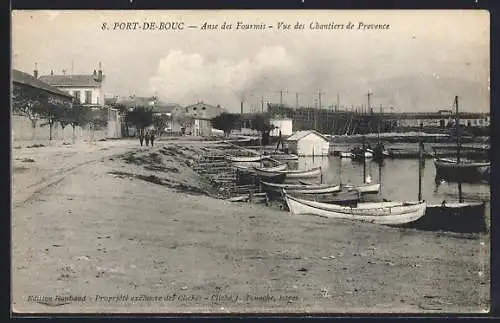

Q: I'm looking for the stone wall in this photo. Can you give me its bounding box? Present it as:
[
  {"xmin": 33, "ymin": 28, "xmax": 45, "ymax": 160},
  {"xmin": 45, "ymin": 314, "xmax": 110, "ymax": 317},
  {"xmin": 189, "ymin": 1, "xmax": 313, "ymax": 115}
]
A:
[{"xmin": 12, "ymin": 114, "xmax": 108, "ymax": 145}]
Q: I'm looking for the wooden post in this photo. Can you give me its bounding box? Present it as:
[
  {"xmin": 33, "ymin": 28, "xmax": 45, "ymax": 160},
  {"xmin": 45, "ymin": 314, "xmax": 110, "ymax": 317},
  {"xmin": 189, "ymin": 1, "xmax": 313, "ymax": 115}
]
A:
[
  {"xmin": 418, "ymin": 135, "xmax": 423, "ymax": 201},
  {"xmin": 339, "ymin": 158, "xmax": 343, "ymax": 186},
  {"xmin": 378, "ymin": 161, "xmax": 382, "ymax": 195},
  {"xmin": 320, "ymin": 166, "xmax": 323, "ymax": 184},
  {"xmin": 362, "ymin": 136, "xmax": 366, "ymax": 183},
  {"xmin": 455, "ymin": 95, "xmax": 463, "ymax": 203}
]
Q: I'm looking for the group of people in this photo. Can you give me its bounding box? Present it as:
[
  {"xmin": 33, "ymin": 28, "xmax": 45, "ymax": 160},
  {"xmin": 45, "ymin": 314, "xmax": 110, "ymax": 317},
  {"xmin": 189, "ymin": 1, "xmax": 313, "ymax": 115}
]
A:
[{"xmin": 139, "ymin": 131, "xmax": 155, "ymax": 147}]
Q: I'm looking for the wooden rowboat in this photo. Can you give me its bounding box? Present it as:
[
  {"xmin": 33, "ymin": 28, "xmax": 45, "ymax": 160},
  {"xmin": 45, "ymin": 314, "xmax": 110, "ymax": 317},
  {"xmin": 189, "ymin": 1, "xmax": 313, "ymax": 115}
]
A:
[
  {"xmin": 255, "ymin": 166, "xmax": 322, "ymax": 180},
  {"xmin": 403, "ymin": 201, "xmax": 487, "ymax": 233},
  {"xmin": 292, "ymin": 190, "xmax": 361, "ymax": 206},
  {"xmin": 270, "ymin": 153, "xmax": 299, "ymax": 161},
  {"xmin": 261, "ymin": 181, "xmax": 341, "ymax": 194},
  {"xmin": 434, "ymin": 158, "xmax": 490, "ymax": 182},
  {"xmin": 343, "ymin": 183, "xmax": 380, "ymax": 194},
  {"xmin": 339, "ymin": 152, "xmax": 353, "ymax": 158},
  {"xmin": 253, "ymin": 163, "xmax": 288, "ymax": 176},
  {"xmin": 227, "ymin": 155, "xmax": 264, "ymax": 163},
  {"xmin": 299, "ymin": 181, "xmax": 380, "ymax": 195},
  {"xmin": 283, "ymin": 192, "xmax": 426, "ymax": 226}
]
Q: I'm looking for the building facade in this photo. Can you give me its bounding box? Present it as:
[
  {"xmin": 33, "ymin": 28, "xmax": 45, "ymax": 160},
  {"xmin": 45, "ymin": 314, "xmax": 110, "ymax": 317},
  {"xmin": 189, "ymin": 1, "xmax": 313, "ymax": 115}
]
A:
[
  {"xmin": 182, "ymin": 102, "xmax": 223, "ymax": 136},
  {"xmin": 39, "ymin": 64, "xmax": 121, "ymax": 138},
  {"xmin": 39, "ymin": 65, "xmax": 105, "ymax": 106},
  {"xmin": 270, "ymin": 118, "xmax": 293, "ymax": 137},
  {"xmin": 285, "ymin": 130, "xmax": 330, "ymax": 156}
]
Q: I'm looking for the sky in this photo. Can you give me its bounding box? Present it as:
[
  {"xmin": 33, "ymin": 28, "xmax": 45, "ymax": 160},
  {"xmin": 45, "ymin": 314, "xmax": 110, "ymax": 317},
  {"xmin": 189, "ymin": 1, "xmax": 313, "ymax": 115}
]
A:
[{"xmin": 12, "ymin": 10, "xmax": 489, "ymax": 113}]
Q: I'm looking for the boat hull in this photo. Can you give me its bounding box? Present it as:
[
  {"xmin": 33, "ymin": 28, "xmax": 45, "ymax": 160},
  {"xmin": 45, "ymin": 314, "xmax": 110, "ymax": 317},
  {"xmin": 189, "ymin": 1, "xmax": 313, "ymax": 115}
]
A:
[
  {"xmin": 403, "ymin": 201, "xmax": 487, "ymax": 233},
  {"xmin": 343, "ymin": 183, "xmax": 380, "ymax": 194},
  {"xmin": 293, "ymin": 190, "xmax": 360, "ymax": 206},
  {"xmin": 434, "ymin": 158, "xmax": 490, "ymax": 183},
  {"xmin": 227, "ymin": 155, "xmax": 264, "ymax": 163},
  {"xmin": 256, "ymin": 167, "xmax": 322, "ymax": 180},
  {"xmin": 284, "ymin": 194, "xmax": 426, "ymax": 225},
  {"xmin": 261, "ymin": 181, "xmax": 341, "ymax": 194},
  {"xmin": 270, "ymin": 154, "xmax": 299, "ymax": 161},
  {"xmin": 253, "ymin": 164, "xmax": 288, "ymax": 177}
]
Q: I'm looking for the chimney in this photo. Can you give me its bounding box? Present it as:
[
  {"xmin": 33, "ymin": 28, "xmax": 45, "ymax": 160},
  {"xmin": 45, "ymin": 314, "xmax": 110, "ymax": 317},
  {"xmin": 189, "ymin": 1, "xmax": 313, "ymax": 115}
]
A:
[
  {"xmin": 33, "ymin": 63, "xmax": 38, "ymax": 78},
  {"xmin": 98, "ymin": 62, "xmax": 103, "ymax": 82},
  {"xmin": 240, "ymin": 101, "xmax": 243, "ymax": 115},
  {"xmin": 62, "ymin": 69, "xmax": 66, "ymax": 76},
  {"xmin": 93, "ymin": 69, "xmax": 97, "ymax": 79},
  {"xmin": 50, "ymin": 69, "xmax": 54, "ymax": 76}
]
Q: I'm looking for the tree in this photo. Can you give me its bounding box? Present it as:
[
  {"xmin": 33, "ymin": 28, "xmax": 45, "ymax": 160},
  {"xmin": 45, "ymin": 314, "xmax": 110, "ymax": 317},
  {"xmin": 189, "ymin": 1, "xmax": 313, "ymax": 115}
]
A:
[
  {"xmin": 211, "ymin": 113, "xmax": 241, "ymax": 137},
  {"xmin": 111, "ymin": 102, "xmax": 131, "ymax": 136},
  {"xmin": 12, "ymin": 84, "xmax": 47, "ymax": 141},
  {"xmin": 126, "ymin": 106, "xmax": 153, "ymax": 135},
  {"xmin": 38, "ymin": 94, "xmax": 71, "ymax": 141},
  {"xmin": 250, "ymin": 113, "xmax": 276, "ymax": 145},
  {"xmin": 152, "ymin": 114, "xmax": 170, "ymax": 136},
  {"xmin": 172, "ymin": 113, "xmax": 193, "ymax": 135},
  {"xmin": 67, "ymin": 104, "xmax": 92, "ymax": 143}
]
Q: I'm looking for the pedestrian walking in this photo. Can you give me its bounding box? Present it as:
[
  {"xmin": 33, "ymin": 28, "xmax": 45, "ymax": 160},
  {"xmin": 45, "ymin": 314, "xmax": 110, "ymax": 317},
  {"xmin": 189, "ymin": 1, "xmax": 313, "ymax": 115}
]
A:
[
  {"xmin": 145, "ymin": 131, "xmax": 150, "ymax": 146},
  {"xmin": 150, "ymin": 132, "xmax": 155, "ymax": 146},
  {"xmin": 139, "ymin": 132, "xmax": 144, "ymax": 146}
]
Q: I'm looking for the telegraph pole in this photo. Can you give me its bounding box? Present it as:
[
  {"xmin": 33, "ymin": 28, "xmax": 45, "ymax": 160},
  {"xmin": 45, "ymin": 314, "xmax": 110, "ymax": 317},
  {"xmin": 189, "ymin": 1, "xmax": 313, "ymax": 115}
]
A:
[
  {"xmin": 317, "ymin": 90, "xmax": 325, "ymax": 132},
  {"xmin": 367, "ymin": 90, "xmax": 373, "ymax": 114},
  {"xmin": 279, "ymin": 90, "xmax": 288, "ymax": 105}
]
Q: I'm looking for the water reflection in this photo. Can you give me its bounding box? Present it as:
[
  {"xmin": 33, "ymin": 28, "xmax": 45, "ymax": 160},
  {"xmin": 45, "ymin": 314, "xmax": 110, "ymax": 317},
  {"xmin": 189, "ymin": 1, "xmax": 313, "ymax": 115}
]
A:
[{"xmin": 297, "ymin": 156, "xmax": 491, "ymax": 205}]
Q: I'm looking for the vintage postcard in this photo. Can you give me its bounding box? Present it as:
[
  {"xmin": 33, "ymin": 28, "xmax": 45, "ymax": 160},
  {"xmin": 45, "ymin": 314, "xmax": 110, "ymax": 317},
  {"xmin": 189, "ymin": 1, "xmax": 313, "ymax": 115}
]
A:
[{"xmin": 11, "ymin": 10, "xmax": 490, "ymax": 314}]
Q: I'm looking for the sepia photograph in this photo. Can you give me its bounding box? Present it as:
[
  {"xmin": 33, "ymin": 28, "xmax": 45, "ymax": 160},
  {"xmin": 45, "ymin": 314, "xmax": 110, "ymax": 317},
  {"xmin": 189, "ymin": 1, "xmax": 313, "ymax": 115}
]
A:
[{"xmin": 11, "ymin": 9, "xmax": 490, "ymax": 314}]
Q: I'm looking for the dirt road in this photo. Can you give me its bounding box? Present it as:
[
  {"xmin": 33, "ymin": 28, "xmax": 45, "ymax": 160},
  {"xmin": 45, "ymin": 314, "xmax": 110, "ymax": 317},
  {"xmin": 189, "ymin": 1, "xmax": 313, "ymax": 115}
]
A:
[{"xmin": 12, "ymin": 139, "xmax": 490, "ymax": 314}]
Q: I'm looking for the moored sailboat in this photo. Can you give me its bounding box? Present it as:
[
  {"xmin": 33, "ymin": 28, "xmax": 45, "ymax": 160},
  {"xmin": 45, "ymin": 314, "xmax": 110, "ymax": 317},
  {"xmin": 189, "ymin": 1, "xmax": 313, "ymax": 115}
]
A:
[{"xmin": 433, "ymin": 96, "xmax": 490, "ymax": 183}]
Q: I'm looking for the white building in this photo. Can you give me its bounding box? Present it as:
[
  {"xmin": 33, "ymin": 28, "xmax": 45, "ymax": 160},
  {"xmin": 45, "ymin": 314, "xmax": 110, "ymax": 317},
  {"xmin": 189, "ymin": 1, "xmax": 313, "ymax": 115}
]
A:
[
  {"xmin": 39, "ymin": 63, "xmax": 121, "ymax": 138},
  {"xmin": 270, "ymin": 118, "xmax": 293, "ymax": 137},
  {"xmin": 285, "ymin": 130, "xmax": 330, "ymax": 156},
  {"xmin": 39, "ymin": 64, "xmax": 105, "ymax": 106}
]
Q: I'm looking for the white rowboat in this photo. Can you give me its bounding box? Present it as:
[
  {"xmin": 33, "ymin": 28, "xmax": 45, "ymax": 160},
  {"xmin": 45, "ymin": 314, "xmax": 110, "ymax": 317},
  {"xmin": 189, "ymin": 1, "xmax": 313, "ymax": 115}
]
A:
[
  {"xmin": 283, "ymin": 193, "xmax": 426, "ymax": 225},
  {"xmin": 343, "ymin": 183, "xmax": 380, "ymax": 194},
  {"xmin": 253, "ymin": 164, "xmax": 288, "ymax": 176},
  {"xmin": 255, "ymin": 167, "xmax": 322, "ymax": 179},
  {"xmin": 227, "ymin": 155, "xmax": 264, "ymax": 163},
  {"xmin": 261, "ymin": 181, "xmax": 341, "ymax": 194}
]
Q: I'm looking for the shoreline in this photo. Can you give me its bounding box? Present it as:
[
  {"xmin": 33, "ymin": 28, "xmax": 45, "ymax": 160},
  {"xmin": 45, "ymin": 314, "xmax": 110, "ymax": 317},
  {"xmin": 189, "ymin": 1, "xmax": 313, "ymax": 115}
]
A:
[{"xmin": 12, "ymin": 139, "xmax": 490, "ymax": 313}]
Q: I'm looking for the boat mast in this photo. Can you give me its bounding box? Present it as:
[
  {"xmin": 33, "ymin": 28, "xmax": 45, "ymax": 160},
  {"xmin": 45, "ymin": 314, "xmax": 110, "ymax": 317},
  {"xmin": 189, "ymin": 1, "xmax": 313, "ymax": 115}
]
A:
[
  {"xmin": 362, "ymin": 136, "xmax": 367, "ymax": 183},
  {"xmin": 455, "ymin": 95, "xmax": 460, "ymax": 164},
  {"xmin": 418, "ymin": 133, "xmax": 423, "ymax": 201},
  {"xmin": 455, "ymin": 95, "xmax": 463, "ymax": 202}
]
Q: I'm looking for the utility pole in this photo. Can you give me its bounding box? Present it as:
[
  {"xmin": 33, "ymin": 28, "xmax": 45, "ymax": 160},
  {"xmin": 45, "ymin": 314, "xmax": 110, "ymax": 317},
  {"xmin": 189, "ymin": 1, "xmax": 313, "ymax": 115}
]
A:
[
  {"xmin": 279, "ymin": 90, "xmax": 288, "ymax": 106},
  {"xmin": 367, "ymin": 90, "xmax": 373, "ymax": 114},
  {"xmin": 261, "ymin": 96, "xmax": 264, "ymax": 113},
  {"xmin": 318, "ymin": 90, "xmax": 325, "ymax": 132}
]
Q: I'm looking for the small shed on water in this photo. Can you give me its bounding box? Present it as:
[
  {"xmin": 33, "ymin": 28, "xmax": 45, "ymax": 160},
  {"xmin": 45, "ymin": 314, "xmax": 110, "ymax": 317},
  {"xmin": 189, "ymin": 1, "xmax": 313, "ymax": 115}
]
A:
[{"xmin": 285, "ymin": 130, "xmax": 330, "ymax": 156}]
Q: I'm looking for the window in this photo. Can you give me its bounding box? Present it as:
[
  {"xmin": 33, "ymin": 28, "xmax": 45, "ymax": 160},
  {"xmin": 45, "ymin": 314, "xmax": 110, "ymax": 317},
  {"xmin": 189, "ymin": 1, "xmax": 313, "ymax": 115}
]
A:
[
  {"xmin": 74, "ymin": 91, "xmax": 81, "ymax": 103},
  {"xmin": 85, "ymin": 90, "xmax": 92, "ymax": 104}
]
